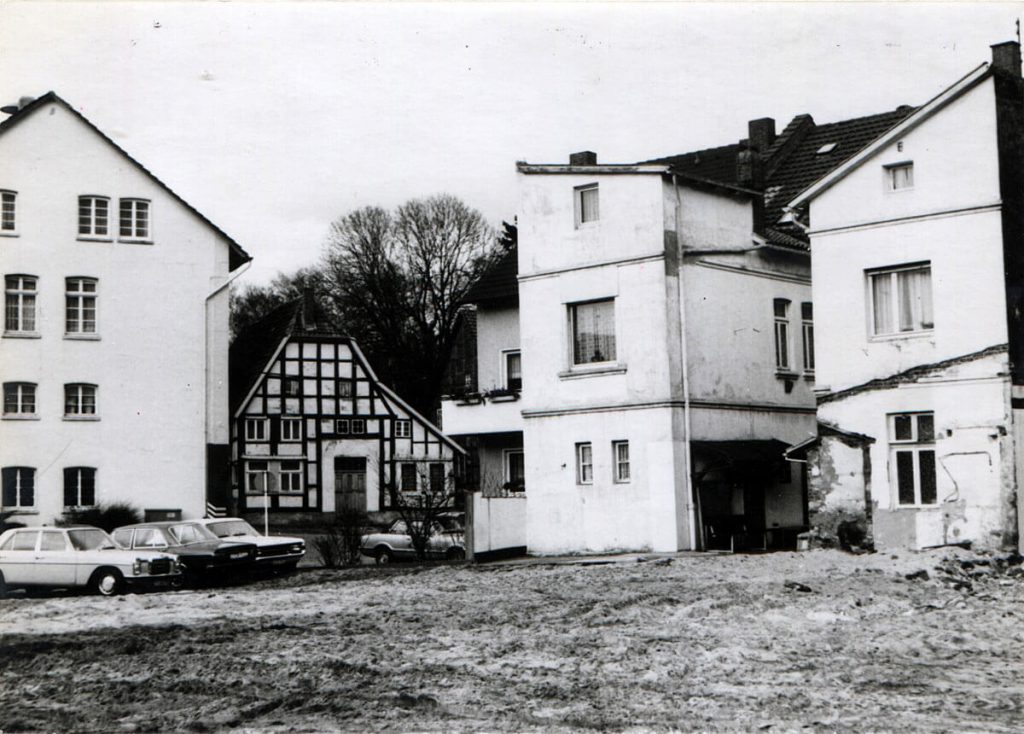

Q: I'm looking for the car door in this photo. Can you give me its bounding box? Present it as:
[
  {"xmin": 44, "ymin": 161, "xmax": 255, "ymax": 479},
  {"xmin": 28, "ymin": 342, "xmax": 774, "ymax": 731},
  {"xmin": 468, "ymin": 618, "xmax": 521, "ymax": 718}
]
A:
[
  {"xmin": 0, "ymin": 530, "xmax": 40, "ymax": 585},
  {"xmin": 35, "ymin": 530, "xmax": 78, "ymax": 586}
]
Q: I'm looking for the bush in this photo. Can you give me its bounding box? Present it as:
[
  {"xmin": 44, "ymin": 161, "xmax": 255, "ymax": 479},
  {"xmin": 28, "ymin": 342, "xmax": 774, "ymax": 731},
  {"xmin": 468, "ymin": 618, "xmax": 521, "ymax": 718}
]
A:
[
  {"xmin": 58, "ymin": 502, "xmax": 142, "ymax": 533},
  {"xmin": 312, "ymin": 510, "xmax": 367, "ymax": 568}
]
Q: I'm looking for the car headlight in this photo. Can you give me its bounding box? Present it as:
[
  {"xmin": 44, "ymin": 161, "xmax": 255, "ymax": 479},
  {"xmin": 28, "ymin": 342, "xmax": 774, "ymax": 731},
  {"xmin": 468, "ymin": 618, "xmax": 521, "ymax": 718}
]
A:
[{"xmin": 133, "ymin": 559, "xmax": 150, "ymax": 576}]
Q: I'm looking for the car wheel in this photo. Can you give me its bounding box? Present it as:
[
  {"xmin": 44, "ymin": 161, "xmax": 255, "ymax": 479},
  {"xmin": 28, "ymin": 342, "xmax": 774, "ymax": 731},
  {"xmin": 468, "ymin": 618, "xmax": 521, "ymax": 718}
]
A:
[
  {"xmin": 446, "ymin": 547, "xmax": 466, "ymax": 561},
  {"xmin": 91, "ymin": 568, "xmax": 125, "ymax": 597},
  {"xmin": 374, "ymin": 546, "xmax": 393, "ymax": 565}
]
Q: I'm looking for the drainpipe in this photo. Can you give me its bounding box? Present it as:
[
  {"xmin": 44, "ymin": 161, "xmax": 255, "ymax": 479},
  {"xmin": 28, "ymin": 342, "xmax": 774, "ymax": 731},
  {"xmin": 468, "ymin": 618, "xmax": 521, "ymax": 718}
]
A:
[{"xmin": 672, "ymin": 175, "xmax": 698, "ymax": 550}]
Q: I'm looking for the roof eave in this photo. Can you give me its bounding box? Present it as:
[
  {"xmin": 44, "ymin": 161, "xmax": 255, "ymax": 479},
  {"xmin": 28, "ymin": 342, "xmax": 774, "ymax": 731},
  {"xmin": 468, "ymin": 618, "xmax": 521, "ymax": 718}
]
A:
[{"xmin": 516, "ymin": 163, "xmax": 669, "ymax": 175}]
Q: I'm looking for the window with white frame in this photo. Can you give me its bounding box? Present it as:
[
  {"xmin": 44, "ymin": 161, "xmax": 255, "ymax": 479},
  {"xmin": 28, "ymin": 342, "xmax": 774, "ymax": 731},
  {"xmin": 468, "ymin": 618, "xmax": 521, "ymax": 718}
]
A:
[
  {"xmin": 869, "ymin": 263, "xmax": 933, "ymax": 336},
  {"xmin": 63, "ymin": 467, "xmax": 96, "ymax": 507},
  {"xmin": 570, "ymin": 299, "xmax": 616, "ymax": 366},
  {"xmin": 2, "ymin": 466, "xmax": 35, "ymax": 507},
  {"xmin": 66, "ymin": 277, "xmax": 98, "ymax": 335},
  {"xmin": 281, "ymin": 417, "xmax": 302, "ymax": 442},
  {"xmin": 612, "ymin": 440, "xmax": 630, "ymax": 483},
  {"xmin": 773, "ymin": 299, "xmax": 791, "ymax": 371},
  {"xmin": 395, "ymin": 419, "xmax": 411, "ymax": 438},
  {"xmin": 504, "ymin": 350, "xmax": 522, "ymax": 390},
  {"xmin": 1, "ymin": 190, "xmax": 16, "ymax": 233},
  {"xmin": 801, "ymin": 302, "xmax": 814, "ymax": 373},
  {"xmin": 245, "ymin": 417, "xmax": 268, "ymax": 441},
  {"xmin": 64, "ymin": 383, "xmax": 97, "ymax": 417},
  {"xmin": 5, "ymin": 275, "xmax": 37, "ymax": 334},
  {"xmin": 78, "ymin": 196, "xmax": 110, "ymax": 238},
  {"xmin": 280, "ymin": 461, "xmax": 303, "ymax": 492},
  {"xmin": 245, "ymin": 461, "xmax": 272, "ymax": 494},
  {"xmin": 400, "ymin": 463, "xmax": 417, "ymax": 492},
  {"xmin": 504, "ymin": 449, "xmax": 525, "ymax": 491},
  {"xmin": 3, "ymin": 382, "xmax": 36, "ymax": 416},
  {"xmin": 336, "ymin": 419, "xmax": 350, "ymax": 435},
  {"xmin": 885, "ymin": 162, "xmax": 914, "ymax": 191},
  {"xmin": 352, "ymin": 418, "xmax": 366, "ymax": 434},
  {"xmin": 890, "ymin": 412, "xmax": 937, "ymax": 507},
  {"xmin": 119, "ymin": 198, "xmax": 150, "ymax": 240},
  {"xmin": 576, "ymin": 442, "xmax": 593, "ymax": 485},
  {"xmin": 575, "ymin": 184, "xmax": 599, "ymax": 226}
]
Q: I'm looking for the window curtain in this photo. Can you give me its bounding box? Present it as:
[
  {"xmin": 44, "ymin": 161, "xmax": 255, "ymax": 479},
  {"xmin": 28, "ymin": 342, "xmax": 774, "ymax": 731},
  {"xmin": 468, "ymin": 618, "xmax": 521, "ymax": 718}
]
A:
[
  {"xmin": 898, "ymin": 268, "xmax": 933, "ymax": 332},
  {"xmin": 872, "ymin": 273, "xmax": 893, "ymax": 334},
  {"xmin": 574, "ymin": 301, "xmax": 616, "ymax": 364}
]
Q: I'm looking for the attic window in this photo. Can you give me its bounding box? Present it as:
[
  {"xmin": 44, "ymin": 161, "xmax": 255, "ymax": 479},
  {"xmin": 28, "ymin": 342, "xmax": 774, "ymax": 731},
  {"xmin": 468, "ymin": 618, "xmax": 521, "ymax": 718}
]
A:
[{"xmin": 816, "ymin": 143, "xmax": 837, "ymax": 155}]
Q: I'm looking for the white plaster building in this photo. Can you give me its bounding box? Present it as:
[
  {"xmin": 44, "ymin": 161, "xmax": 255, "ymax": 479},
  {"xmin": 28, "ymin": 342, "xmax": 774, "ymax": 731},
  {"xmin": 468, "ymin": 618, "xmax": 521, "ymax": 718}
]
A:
[
  {"xmin": 231, "ymin": 294, "xmax": 463, "ymax": 519},
  {"xmin": 787, "ymin": 43, "xmax": 1024, "ymax": 551},
  {"xmin": 0, "ymin": 93, "xmax": 251, "ymax": 525}
]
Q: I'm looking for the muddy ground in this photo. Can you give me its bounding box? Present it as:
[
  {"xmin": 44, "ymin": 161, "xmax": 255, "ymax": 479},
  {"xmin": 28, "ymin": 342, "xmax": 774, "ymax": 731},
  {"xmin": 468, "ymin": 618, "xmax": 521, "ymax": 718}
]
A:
[{"xmin": 1, "ymin": 548, "xmax": 1023, "ymax": 733}]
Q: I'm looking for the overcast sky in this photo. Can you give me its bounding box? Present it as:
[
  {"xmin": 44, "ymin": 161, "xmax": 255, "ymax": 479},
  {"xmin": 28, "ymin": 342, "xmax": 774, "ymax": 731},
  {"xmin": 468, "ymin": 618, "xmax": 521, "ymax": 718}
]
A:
[{"xmin": 1, "ymin": 2, "xmax": 1021, "ymax": 285}]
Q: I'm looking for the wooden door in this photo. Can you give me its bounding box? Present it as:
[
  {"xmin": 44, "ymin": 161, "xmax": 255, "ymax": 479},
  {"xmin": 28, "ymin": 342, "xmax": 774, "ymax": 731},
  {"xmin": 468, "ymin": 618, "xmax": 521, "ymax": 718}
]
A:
[{"xmin": 334, "ymin": 457, "xmax": 367, "ymax": 512}]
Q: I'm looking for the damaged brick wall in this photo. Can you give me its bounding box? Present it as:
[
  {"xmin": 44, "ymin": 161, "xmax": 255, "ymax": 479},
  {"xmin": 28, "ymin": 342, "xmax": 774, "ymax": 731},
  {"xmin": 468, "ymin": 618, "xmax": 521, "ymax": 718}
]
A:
[{"xmin": 807, "ymin": 436, "xmax": 872, "ymax": 549}]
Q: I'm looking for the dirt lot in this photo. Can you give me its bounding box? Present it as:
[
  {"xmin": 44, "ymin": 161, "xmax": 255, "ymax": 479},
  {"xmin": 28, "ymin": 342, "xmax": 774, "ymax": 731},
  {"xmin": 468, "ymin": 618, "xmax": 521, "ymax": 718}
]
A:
[{"xmin": 2, "ymin": 548, "xmax": 1024, "ymax": 733}]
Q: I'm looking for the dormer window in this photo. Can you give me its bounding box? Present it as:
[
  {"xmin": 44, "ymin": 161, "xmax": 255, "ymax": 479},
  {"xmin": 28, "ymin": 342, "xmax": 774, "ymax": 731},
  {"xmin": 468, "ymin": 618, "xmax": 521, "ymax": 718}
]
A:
[
  {"xmin": 885, "ymin": 162, "xmax": 914, "ymax": 191},
  {"xmin": 575, "ymin": 184, "xmax": 599, "ymax": 227},
  {"xmin": 0, "ymin": 191, "xmax": 16, "ymax": 234}
]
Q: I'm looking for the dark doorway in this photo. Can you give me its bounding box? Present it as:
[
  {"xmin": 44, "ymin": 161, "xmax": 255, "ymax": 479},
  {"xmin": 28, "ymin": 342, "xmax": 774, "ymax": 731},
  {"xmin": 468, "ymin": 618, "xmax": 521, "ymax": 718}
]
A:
[{"xmin": 335, "ymin": 456, "xmax": 367, "ymax": 512}]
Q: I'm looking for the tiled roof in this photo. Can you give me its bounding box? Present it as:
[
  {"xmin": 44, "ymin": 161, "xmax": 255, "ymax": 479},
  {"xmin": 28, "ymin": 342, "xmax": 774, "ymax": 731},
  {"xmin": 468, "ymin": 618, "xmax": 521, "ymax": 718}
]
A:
[
  {"xmin": 642, "ymin": 143, "xmax": 742, "ymax": 186},
  {"xmin": 463, "ymin": 247, "xmax": 519, "ymax": 305},
  {"xmin": 0, "ymin": 92, "xmax": 251, "ymax": 270}
]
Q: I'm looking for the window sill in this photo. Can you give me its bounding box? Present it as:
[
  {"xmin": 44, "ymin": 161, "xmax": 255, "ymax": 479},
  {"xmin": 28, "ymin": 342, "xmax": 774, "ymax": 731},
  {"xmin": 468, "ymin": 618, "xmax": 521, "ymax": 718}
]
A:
[
  {"xmin": 77, "ymin": 236, "xmax": 113, "ymax": 243},
  {"xmin": 119, "ymin": 238, "xmax": 154, "ymax": 245},
  {"xmin": 869, "ymin": 330, "xmax": 934, "ymax": 343},
  {"xmin": 0, "ymin": 231, "xmax": 19, "ymax": 238},
  {"xmin": 803, "ymin": 371, "xmax": 815, "ymax": 381},
  {"xmin": 2, "ymin": 332, "xmax": 41, "ymax": 339},
  {"xmin": 65, "ymin": 333, "xmax": 101, "ymax": 341},
  {"xmin": 63, "ymin": 415, "xmax": 100, "ymax": 422},
  {"xmin": 559, "ymin": 363, "xmax": 627, "ymax": 380},
  {"xmin": 775, "ymin": 369, "xmax": 799, "ymax": 379},
  {"xmin": 2, "ymin": 414, "xmax": 40, "ymax": 421}
]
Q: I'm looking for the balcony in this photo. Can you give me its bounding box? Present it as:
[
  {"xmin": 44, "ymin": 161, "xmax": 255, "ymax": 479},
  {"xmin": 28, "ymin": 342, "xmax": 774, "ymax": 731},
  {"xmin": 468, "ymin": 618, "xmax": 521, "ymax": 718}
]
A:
[{"xmin": 441, "ymin": 387, "xmax": 525, "ymax": 436}]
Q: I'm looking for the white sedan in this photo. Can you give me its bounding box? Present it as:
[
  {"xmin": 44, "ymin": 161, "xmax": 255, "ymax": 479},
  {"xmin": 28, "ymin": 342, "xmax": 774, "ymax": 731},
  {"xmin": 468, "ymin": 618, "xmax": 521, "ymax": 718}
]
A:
[
  {"xmin": 0, "ymin": 526, "xmax": 181, "ymax": 597},
  {"xmin": 360, "ymin": 518, "xmax": 466, "ymax": 564}
]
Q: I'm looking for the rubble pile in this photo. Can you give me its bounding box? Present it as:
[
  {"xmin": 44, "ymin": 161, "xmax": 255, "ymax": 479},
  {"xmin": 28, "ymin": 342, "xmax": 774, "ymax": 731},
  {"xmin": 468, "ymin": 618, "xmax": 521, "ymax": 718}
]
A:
[{"xmin": 920, "ymin": 551, "xmax": 1024, "ymax": 593}]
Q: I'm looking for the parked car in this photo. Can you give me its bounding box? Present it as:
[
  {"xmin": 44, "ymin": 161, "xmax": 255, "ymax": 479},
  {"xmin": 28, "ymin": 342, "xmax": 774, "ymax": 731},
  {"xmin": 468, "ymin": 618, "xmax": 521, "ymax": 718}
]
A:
[
  {"xmin": 360, "ymin": 515, "xmax": 466, "ymax": 563},
  {"xmin": 112, "ymin": 521, "xmax": 257, "ymax": 583},
  {"xmin": 194, "ymin": 518, "xmax": 305, "ymax": 572},
  {"xmin": 0, "ymin": 525, "xmax": 181, "ymax": 597}
]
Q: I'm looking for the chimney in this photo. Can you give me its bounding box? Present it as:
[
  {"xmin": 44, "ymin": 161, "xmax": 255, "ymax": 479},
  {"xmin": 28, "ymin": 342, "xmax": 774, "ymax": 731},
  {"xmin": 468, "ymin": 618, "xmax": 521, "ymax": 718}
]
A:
[
  {"xmin": 301, "ymin": 287, "xmax": 316, "ymax": 331},
  {"xmin": 992, "ymin": 41, "xmax": 1022, "ymax": 77},
  {"xmin": 569, "ymin": 151, "xmax": 597, "ymax": 166},
  {"xmin": 748, "ymin": 118, "xmax": 776, "ymax": 152}
]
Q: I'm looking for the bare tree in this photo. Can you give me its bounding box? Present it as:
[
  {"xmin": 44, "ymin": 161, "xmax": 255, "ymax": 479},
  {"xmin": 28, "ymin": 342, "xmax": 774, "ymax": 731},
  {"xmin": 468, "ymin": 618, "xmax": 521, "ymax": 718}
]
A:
[
  {"xmin": 388, "ymin": 466, "xmax": 464, "ymax": 562},
  {"xmin": 229, "ymin": 267, "xmax": 328, "ymax": 339}
]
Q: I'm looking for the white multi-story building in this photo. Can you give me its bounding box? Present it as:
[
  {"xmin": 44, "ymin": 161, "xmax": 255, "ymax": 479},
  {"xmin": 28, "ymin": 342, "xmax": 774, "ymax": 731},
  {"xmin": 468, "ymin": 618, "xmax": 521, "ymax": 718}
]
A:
[
  {"xmin": 1, "ymin": 93, "xmax": 251, "ymax": 524},
  {"xmin": 788, "ymin": 43, "xmax": 1024, "ymax": 551}
]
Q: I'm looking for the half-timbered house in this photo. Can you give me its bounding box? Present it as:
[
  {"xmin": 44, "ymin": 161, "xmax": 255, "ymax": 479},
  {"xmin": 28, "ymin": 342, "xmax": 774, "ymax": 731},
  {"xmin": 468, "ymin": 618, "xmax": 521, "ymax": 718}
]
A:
[{"xmin": 229, "ymin": 294, "xmax": 463, "ymax": 518}]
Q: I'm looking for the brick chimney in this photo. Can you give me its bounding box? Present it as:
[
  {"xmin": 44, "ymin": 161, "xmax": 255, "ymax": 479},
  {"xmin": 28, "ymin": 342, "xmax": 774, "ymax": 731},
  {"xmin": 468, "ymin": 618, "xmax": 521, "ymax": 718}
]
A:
[
  {"xmin": 569, "ymin": 151, "xmax": 597, "ymax": 166},
  {"xmin": 301, "ymin": 287, "xmax": 316, "ymax": 331},
  {"xmin": 748, "ymin": 117, "xmax": 776, "ymax": 152},
  {"xmin": 992, "ymin": 41, "xmax": 1022, "ymax": 77}
]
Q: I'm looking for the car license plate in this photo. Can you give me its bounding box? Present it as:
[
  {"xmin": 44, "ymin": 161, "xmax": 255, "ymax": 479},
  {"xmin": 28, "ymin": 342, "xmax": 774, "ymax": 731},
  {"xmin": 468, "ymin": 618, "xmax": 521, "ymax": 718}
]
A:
[{"xmin": 231, "ymin": 552, "xmax": 248, "ymax": 559}]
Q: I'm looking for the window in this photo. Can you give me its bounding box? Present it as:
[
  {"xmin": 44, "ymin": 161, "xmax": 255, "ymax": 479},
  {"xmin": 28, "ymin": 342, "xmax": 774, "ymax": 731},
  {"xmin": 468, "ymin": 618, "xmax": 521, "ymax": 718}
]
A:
[
  {"xmin": 280, "ymin": 461, "xmax": 303, "ymax": 493},
  {"xmin": 401, "ymin": 463, "xmax": 417, "ymax": 492},
  {"xmin": 0, "ymin": 190, "xmax": 15, "ymax": 233},
  {"xmin": 886, "ymin": 162, "xmax": 914, "ymax": 191},
  {"xmin": 64, "ymin": 383, "xmax": 97, "ymax": 417},
  {"xmin": 504, "ymin": 449, "xmax": 525, "ymax": 491},
  {"xmin": 504, "ymin": 350, "xmax": 522, "ymax": 390},
  {"xmin": 890, "ymin": 412, "xmax": 937, "ymax": 506},
  {"xmin": 40, "ymin": 531, "xmax": 68, "ymax": 552},
  {"xmin": 336, "ymin": 419, "xmax": 350, "ymax": 435},
  {"xmin": 575, "ymin": 184, "xmax": 599, "ymax": 226},
  {"xmin": 395, "ymin": 419, "xmax": 411, "ymax": 438},
  {"xmin": 246, "ymin": 461, "xmax": 272, "ymax": 494},
  {"xmin": 8, "ymin": 531, "xmax": 39, "ymax": 550},
  {"xmin": 63, "ymin": 467, "xmax": 96, "ymax": 507},
  {"xmin": 66, "ymin": 277, "xmax": 98, "ymax": 335},
  {"xmin": 119, "ymin": 198, "xmax": 150, "ymax": 240},
  {"xmin": 576, "ymin": 442, "xmax": 593, "ymax": 485},
  {"xmin": 429, "ymin": 463, "xmax": 445, "ymax": 493},
  {"xmin": 338, "ymin": 381, "xmax": 353, "ymax": 398},
  {"xmin": 281, "ymin": 417, "xmax": 302, "ymax": 442},
  {"xmin": 283, "ymin": 378, "xmax": 301, "ymax": 396},
  {"xmin": 613, "ymin": 440, "xmax": 630, "ymax": 483},
  {"xmin": 245, "ymin": 418, "xmax": 267, "ymax": 441},
  {"xmin": 2, "ymin": 467, "xmax": 35, "ymax": 507},
  {"xmin": 571, "ymin": 300, "xmax": 616, "ymax": 366},
  {"xmin": 773, "ymin": 299, "xmax": 791, "ymax": 371},
  {"xmin": 351, "ymin": 419, "xmax": 366, "ymax": 434},
  {"xmin": 78, "ymin": 196, "xmax": 110, "ymax": 238},
  {"xmin": 5, "ymin": 275, "xmax": 37, "ymax": 334},
  {"xmin": 869, "ymin": 264, "xmax": 933, "ymax": 336},
  {"xmin": 3, "ymin": 382, "xmax": 36, "ymax": 416},
  {"xmin": 801, "ymin": 302, "xmax": 815, "ymax": 373}
]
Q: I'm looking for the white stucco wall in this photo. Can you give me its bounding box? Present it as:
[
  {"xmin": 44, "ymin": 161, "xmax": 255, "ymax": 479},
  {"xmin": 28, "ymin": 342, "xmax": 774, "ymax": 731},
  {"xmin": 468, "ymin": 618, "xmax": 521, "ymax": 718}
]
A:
[
  {"xmin": 471, "ymin": 494, "xmax": 527, "ymax": 554},
  {"xmin": 671, "ymin": 184, "xmax": 752, "ymax": 250},
  {"xmin": 1, "ymin": 100, "xmax": 236, "ymax": 523},
  {"xmin": 475, "ymin": 305, "xmax": 520, "ymax": 392}
]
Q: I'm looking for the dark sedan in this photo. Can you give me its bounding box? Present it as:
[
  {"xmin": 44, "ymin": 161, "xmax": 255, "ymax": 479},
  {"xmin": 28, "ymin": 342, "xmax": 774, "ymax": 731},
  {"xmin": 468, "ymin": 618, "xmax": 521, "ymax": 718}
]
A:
[{"xmin": 112, "ymin": 521, "xmax": 257, "ymax": 584}]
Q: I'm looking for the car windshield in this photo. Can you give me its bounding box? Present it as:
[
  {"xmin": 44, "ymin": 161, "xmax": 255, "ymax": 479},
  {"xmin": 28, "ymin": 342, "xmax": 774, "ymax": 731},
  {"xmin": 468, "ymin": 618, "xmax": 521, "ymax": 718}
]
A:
[
  {"xmin": 68, "ymin": 528, "xmax": 119, "ymax": 551},
  {"xmin": 207, "ymin": 520, "xmax": 259, "ymax": 538},
  {"xmin": 168, "ymin": 523, "xmax": 219, "ymax": 545}
]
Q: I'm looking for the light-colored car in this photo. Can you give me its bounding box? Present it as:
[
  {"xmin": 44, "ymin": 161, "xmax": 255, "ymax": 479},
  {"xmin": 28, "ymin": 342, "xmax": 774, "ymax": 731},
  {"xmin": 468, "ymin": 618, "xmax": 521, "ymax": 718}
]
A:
[
  {"xmin": 194, "ymin": 518, "xmax": 305, "ymax": 572},
  {"xmin": 360, "ymin": 516, "xmax": 466, "ymax": 564},
  {"xmin": 0, "ymin": 526, "xmax": 181, "ymax": 597}
]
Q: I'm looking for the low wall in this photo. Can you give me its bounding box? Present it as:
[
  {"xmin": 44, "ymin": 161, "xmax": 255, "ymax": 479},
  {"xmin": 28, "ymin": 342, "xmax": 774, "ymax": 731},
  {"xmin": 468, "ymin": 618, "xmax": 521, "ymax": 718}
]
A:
[{"xmin": 469, "ymin": 493, "xmax": 527, "ymax": 560}]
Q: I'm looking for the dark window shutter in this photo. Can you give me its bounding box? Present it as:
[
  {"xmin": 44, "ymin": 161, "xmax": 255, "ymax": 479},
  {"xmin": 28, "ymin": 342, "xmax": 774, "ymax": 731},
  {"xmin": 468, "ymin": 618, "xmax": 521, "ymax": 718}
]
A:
[
  {"xmin": 64, "ymin": 468, "xmax": 77, "ymax": 506},
  {"xmin": 2, "ymin": 467, "xmax": 15, "ymax": 506}
]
